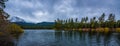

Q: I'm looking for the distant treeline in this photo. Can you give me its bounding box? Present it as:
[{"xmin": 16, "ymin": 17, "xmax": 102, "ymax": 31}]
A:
[
  {"xmin": 20, "ymin": 25, "xmax": 54, "ymax": 29},
  {"xmin": 54, "ymin": 13, "xmax": 120, "ymax": 31},
  {"xmin": 14, "ymin": 22, "xmax": 55, "ymax": 29}
]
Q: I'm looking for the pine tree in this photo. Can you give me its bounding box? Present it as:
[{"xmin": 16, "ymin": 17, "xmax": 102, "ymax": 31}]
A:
[{"xmin": 98, "ymin": 13, "xmax": 105, "ymax": 27}]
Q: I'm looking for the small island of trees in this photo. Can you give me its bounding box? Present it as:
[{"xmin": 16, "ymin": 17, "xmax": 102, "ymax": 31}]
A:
[{"xmin": 54, "ymin": 13, "xmax": 120, "ymax": 32}]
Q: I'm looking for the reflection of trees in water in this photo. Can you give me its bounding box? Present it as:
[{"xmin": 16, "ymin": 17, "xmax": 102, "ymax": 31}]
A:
[
  {"xmin": 116, "ymin": 34, "xmax": 120, "ymax": 45},
  {"xmin": 88, "ymin": 32, "xmax": 120, "ymax": 46},
  {"xmin": 54, "ymin": 30, "xmax": 120, "ymax": 46},
  {"xmin": 87, "ymin": 32, "xmax": 120, "ymax": 46}
]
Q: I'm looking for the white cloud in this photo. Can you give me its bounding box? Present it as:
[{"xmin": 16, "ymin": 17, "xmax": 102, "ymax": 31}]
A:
[
  {"xmin": 32, "ymin": 11, "xmax": 50, "ymax": 23},
  {"xmin": 33, "ymin": 11, "xmax": 48, "ymax": 17}
]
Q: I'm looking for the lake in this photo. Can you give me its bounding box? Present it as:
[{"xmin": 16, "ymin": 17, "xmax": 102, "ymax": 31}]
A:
[{"xmin": 16, "ymin": 30, "xmax": 120, "ymax": 46}]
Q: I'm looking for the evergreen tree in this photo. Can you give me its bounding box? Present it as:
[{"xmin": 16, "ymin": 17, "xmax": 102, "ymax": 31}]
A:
[
  {"xmin": 108, "ymin": 13, "xmax": 115, "ymax": 28},
  {"xmin": 54, "ymin": 13, "xmax": 120, "ymax": 32},
  {"xmin": 98, "ymin": 13, "xmax": 105, "ymax": 27}
]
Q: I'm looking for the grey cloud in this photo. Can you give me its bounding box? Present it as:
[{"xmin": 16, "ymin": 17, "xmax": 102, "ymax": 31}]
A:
[{"xmin": 4, "ymin": 0, "xmax": 120, "ymax": 23}]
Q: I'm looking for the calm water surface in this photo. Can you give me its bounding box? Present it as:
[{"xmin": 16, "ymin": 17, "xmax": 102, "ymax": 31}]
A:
[{"xmin": 16, "ymin": 30, "xmax": 120, "ymax": 46}]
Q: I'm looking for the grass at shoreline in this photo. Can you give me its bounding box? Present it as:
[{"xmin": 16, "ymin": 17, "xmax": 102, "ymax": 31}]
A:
[{"xmin": 54, "ymin": 28, "xmax": 120, "ymax": 32}]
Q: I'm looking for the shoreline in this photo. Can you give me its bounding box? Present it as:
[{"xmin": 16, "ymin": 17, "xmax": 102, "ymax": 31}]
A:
[{"xmin": 22, "ymin": 28, "xmax": 120, "ymax": 32}]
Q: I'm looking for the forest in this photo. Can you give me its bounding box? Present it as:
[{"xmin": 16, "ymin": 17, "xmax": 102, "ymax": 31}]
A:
[{"xmin": 54, "ymin": 13, "xmax": 120, "ymax": 32}]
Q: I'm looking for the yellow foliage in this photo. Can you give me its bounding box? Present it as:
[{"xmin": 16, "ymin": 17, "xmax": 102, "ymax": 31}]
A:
[
  {"xmin": 91, "ymin": 29, "xmax": 95, "ymax": 32},
  {"xmin": 6, "ymin": 23, "xmax": 24, "ymax": 37},
  {"xmin": 96, "ymin": 28, "xmax": 104, "ymax": 32},
  {"xmin": 104, "ymin": 28, "xmax": 109, "ymax": 33},
  {"xmin": 79, "ymin": 28, "xmax": 83, "ymax": 32},
  {"xmin": 0, "ymin": 32, "xmax": 3, "ymax": 35},
  {"xmin": 116, "ymin": 28, "xmax": 120, "ymax": 32},
  {"xmin": 96, "ymin": 28, "xmax": 109, "ymax": 32}
]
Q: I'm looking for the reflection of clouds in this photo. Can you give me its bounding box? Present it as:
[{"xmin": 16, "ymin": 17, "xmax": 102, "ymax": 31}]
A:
[{"xmin": 4, "ymin": 0, "xmax": 120, "ymax": 23}]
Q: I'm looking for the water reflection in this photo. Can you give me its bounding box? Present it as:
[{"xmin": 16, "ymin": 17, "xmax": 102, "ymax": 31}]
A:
[
  {"xmin": 17, "ymin": 30, "xmax": 120, "ymax": 46},
  {"xmin": 54, "ymin": 30, "xmax": 120, "ymax": 46}
]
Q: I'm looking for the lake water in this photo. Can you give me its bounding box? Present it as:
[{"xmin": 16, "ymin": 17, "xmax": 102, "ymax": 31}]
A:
[{"xmin": 16, "ymin": 30, "xmax": 120, "ymax": 46}]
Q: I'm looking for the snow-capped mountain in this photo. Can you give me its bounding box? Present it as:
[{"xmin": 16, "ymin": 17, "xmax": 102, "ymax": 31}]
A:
[{"xmin": 10, "ymin": 16, "xmax": 25, "ymax": 22}]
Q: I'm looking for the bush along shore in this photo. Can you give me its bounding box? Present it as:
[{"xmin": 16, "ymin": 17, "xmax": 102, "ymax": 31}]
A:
[
  {"xmin": 0, "ymin": 0, "xmax": 24, "ymax": 46},
  {"xmin": 54, "ymin": 13, "xmax": 120, "ymax": 32}
]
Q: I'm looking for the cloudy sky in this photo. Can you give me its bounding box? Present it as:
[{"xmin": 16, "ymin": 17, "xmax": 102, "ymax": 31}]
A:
[{"xmin": 4, "ymin": 0, "xmax": 120, "ymax": 23}]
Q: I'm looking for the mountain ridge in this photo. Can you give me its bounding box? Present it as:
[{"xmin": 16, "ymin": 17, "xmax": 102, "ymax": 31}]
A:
[{"xmin": 12, "ymin": 21, "xmax": 55, "ymax": 29}]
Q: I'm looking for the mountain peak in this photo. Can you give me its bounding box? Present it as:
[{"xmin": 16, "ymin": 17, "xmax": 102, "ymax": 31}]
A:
[{"xmin": 10, "ymin": 16, "xmax": 25, "ymax": 22}]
